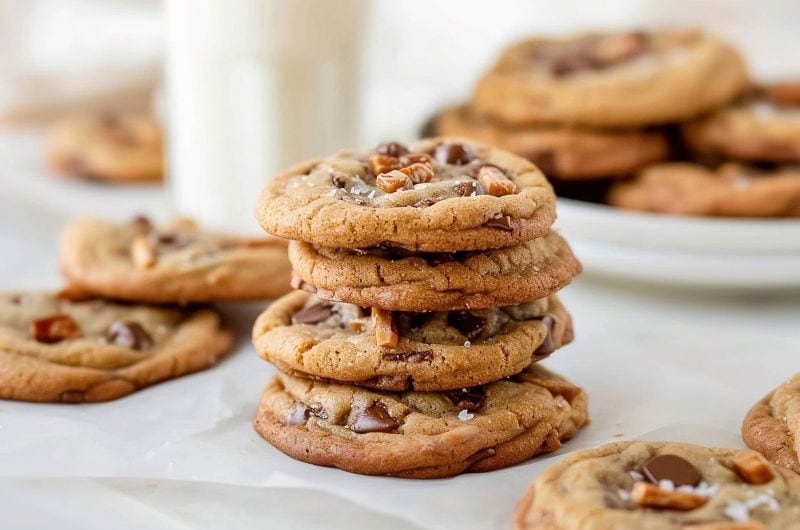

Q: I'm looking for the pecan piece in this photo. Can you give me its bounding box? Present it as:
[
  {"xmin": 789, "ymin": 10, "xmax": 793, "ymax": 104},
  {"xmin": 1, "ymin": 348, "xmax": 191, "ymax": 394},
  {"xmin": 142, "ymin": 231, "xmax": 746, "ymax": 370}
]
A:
[
  {"xmin": 630, "ymin": 482, "xmax": 707, "ymax": 511},
  {"xmin": 376, "ymin": 170, "xmax": 412, "ymax": 193},
  {"xmin": 477, "ymin": 165, "xmax": 517, "ymax": 196},
  {"xmin": 368, "ymin": 155, "xmax": 400, "ymax": 176},
  {"xmin": 732, "ymin": 450, "xmax": 775, "ymax": 485},
  {"xmin": 30, "ymin": 314, "xmax": 82, "ymax": 343},
  {"xmin": 398, "ymin": 162, "xmax": 434, "ymax": 184},
  {"xmin": 372, "ymin": 307, "xmax": 398, "ymax": 347}
]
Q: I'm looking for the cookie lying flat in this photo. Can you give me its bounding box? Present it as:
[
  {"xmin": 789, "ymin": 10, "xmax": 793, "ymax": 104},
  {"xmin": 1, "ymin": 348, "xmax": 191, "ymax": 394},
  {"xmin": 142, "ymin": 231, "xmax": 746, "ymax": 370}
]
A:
[
  {"xmin": 288, "ymin": 231, "xmax": 580, "ymax": 311},
  {"xmin": 255, "ymin": 138, "xmax": 555, "ymax": 252},
  {"xmin": 253, "ymin": 363, "xmax": 587, "ymax": 478},
  {"xmin": 431, "ymin": 105, "xmax": 669, "ymax": 180},
  {"xmin": 473, "ymin": 30, "xmax": 748, "ymax": 128},
  {"xmin": 0, "ymin": 291, "xmax": 232, "ymax": 403},
  {"xmin": 513, "ymin": 441, "xmax": 800, "ymax": 530},
  {"xmin": 608, "ymin": 163, "xmax": 800, "ymax": 217},
  {"xmin": 60, "ymin": 217, "xmax": 292, "ymax": 303},
  {"xmin": 252, "ymin": 290, "xmax": 572, "ymax": 392},
  {"xmin": 47, "ymin": 112, "xmax": 163, "ymax": 183},
  {"xmin": 743, "ymin": 372, "xmax": 800, "ymax": 474},
  {"xmin": 683, "ymin": 81, "xmax": 800, "ymax": 164}
]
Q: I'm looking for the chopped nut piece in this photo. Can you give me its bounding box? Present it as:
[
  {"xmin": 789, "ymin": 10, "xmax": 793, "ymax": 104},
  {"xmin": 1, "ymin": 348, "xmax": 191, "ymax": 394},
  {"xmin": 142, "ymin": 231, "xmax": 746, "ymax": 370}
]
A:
[
  {"xmin": 131, "ymin": 235, "xmax": 156, "ymax": 269},
  {"xmin": 372, "ymin": 307, "xmax": 398, "ymax": 347},
  {"xmin": 368, "ymin": 155, "xmax": 400, "ymax": 175},
  {"xmin": 30, "ymin": 314, "xmax": 83, "ymax": 343},
  {"xmin": 404, "ymin": 153, "xmax": 433, "ymax": 165},
  {"xmin": 631, "ymin": 481, "xmax": 708, "ymax": 511},
  {"xmin": 376, "ymin": 170, "xmax": 412, "ymax": 193},
  {"xmin": 683, "ymin": 522, "xmax": 765, "ymax": 530},
  {"xmin": 399, "ymin": 162, "xmax": 435, "ymax": 184},
  {"xmin": 477, "ymin": 165, "xmax": 517, "ymax": 196},
  {"xmin": 732, "ymin": 450, "xmax": 775, "ymax": 485}
]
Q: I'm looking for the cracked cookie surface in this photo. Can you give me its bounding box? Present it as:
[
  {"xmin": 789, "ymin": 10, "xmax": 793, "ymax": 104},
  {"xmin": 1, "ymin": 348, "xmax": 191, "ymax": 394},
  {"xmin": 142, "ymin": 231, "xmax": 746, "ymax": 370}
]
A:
[
  {"xmin": 255, "ymin": 137, "xmax": 556, "ymax": 251},
  {"xmin": 60, "ymin": 217, "xmax": 292, "ymax": 303},
  {"xmin": 514, "ymin": 441, "xmax": 800, "ymax": 530},
  {"xmin": 252, "ymin": 290, "xmax": 572, "ymax": 391},
  {"xmin": 0, "ymin": 291, "xmax": 232, "ymax": 402},
  {"xmin": 743, "ymin": 372, "xmax": 800, "ymax": 474},
  {"xmin": 288, "ymin": 231, "xmax": 580, "ymax": 311},
  {"xmin": 253, "ymin": 363, "xmax": 587, "ymax": 478}
]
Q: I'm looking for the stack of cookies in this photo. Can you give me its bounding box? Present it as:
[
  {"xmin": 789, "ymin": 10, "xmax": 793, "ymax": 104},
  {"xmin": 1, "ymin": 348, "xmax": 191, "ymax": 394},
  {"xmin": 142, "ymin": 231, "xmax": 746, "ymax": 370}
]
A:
[{"xmin": 251, "ymin": 137, "xmax": 587, "ymax": 478}]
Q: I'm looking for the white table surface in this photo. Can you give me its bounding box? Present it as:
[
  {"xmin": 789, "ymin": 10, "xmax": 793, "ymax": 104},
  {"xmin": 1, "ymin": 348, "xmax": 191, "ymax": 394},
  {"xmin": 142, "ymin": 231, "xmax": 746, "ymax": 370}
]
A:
[{"xmin": 0, "ymin": 129, "xmax": 798, "ymax": 530}]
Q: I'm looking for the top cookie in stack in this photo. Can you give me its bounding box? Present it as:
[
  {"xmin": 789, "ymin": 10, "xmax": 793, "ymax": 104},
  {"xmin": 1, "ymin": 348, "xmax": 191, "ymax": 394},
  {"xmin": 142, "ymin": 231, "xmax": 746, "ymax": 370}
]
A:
[{"xmin": 251, "ymin": 138, "xmax": 586, "ymax": 478}]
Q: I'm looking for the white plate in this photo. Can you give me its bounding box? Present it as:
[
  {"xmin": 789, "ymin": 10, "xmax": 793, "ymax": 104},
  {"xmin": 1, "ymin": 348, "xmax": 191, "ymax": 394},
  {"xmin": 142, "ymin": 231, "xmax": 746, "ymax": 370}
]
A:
[{"xmin": 555, "ymin": 198, "xmax": 800, "ymax": 288}]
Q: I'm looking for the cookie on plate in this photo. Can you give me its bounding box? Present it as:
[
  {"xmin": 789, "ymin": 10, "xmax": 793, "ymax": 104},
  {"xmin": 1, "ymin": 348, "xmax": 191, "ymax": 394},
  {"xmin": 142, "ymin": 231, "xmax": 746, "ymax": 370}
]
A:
[
  {"xmin": 288, "ymin": 231, "xmax": 580, "ymax": 312},
  {"xmin": 473, "ymin": 30, "xmax": 748, "ymax": 127},
  {"xmin": 255, "ymin": 138, "xmax": 556, "ymax": 252},
  {"xmin": 607, "ymin": 163, "xmax": 800, "ymax": 217},
  {"xmin": 0, "ymin": 291, "xmax": 232, "ymax": 403},
  {"xmin": 513, "ymin": 441, "xmax": 800, "ymax": 530},
  {"xmin": 46, "ymin": 112, "xmax": 163, "ymax": 183},
  {"xmin": 431, "ymin": 105, "xmax": 670, "ymax": 180},
  {"xmin": 683, "ymin": 81, "xmax": 800, "ymax": 163},
  {"xmin": 743, "ymin": 372, "xmax": 800, "ymax": 474},
  {"xmin": 60, "ymin": 216, "xmax": 292, "ymax": 303},
  {"xmin": 252, "ymin": 290, "xmax": 573, "ymax": 392},
  {"xmin": 253, "ymin": 363, "xmax": 587, "ymax": 478}
]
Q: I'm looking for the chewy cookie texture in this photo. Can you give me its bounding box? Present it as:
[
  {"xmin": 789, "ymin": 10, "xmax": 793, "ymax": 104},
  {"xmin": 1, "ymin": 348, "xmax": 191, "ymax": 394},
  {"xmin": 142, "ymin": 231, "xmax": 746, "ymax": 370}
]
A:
[
  {"xmin": 743, "ymin": 372, "xmax": 800, "ymax": 475},
  {"xmin": 252, "ymin": 138, "xmax": 585, "ymax": 477}
]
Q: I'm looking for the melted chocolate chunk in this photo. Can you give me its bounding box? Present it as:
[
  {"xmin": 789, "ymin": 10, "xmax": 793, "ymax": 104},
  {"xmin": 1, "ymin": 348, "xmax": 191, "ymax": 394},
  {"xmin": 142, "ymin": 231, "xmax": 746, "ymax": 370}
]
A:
[
  {"xmin": 330, "ymin": 173, "xmax": 348, "ymax": 188},
  {"xmin": 642, "ymin": 454, "xmax": 703, "ymax": 487},
  {"xmin": 376, "ymin": 142, "xmax": 410, "ymax": 158},
  {"xmin": 445, "ymin": 386, "xmax": 487, "ymax": 412},
  {"xmin": 533, "ymin": 315, "xmax": 555, "ymax": 356},
  {"xmin": 434, "ymin": 143, "xmax": 474, "ymax": 165},
  {"xmin": 448, "ymin": 311, "xmax": 486, "ymax": 340},
  {"xmin": 30, "ymin": 314, "xmax": 82, "ymax": 343},
  {"xmin": 350, "ymin": 402, "xmax": 400, "ymax": 433},
  {"xmin": 383, "ymin": 350, "xmax": 434, "ymax": 363},
  {"xmin": 292, "ymin": 302, "xmax": 334, "ymax": 325},
  {"xmin": 484, "ymin": 215, "xmax": 514, "ymax": 231},
  {"xmin": 465, "ymin": 447, "xmax": 496, "ymax": 466},
  {"xmin": 106, "ymin": 321, "xmax": 154, "ymax": 350},
  {"xmin": 285, "ymin": 403, "xmax": 328, "ymax": 426}
]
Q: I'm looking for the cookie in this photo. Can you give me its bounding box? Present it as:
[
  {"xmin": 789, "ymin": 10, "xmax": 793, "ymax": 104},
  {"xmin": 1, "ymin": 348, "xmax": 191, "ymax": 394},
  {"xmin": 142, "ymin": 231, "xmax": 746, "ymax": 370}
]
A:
[
  {"xmin": 46, "ymin": 112, "xmax": 163, "ymax": 183},
  {"xmin": 743, "ymin": 372, "xmax": 800, "ymax": 474},
  {"xmin": 683, "ymin": 81, "xmax": 800, "ymax": 163},
  {"xmin": 60, "ymin": 216, "xmax": 292, "ymax": 303},
  {"xmin": 252, "ymin": 290, "xmax": 572, "ymax": 392},
  {"xmin": 431, "ymin": 105, "xmax": 669, "ymax": 180},
  {"xmin": 472, "ymin": 30, "xmax": 748, "ymax": 127},
  {"xmin": 0, "ymin": 291, "xmax": 232, "ymax": 403},
  {"xmin": 288, "ymin": 231, "xmax": 581, "ymax": 311},
  {"xmin": 607, "ymin": 163, "xmax": 800, "ymax": 217},
  {"xmin": 513, "ymin": 441, "xmax": 800, "ymax": 530},
  {"xmin": 255, "ymin": 138, "xmax": 556, "ymax": 252},
  {"xmin": 253, "ymin": 363, "xmax": 587, "ymax": 478}
]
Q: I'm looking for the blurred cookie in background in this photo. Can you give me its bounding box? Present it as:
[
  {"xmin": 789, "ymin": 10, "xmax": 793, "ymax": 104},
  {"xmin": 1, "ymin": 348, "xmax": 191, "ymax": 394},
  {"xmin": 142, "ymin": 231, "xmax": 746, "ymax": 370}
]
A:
[{"xmin": 46, "ymin": 112, "xmax": 163, "ymax": 183}]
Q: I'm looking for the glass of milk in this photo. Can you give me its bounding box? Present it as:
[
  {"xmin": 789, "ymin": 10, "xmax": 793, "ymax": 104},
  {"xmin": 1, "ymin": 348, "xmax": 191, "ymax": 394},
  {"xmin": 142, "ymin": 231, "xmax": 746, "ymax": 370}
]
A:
[{"xmin": 164, "ymin": 0, "xmax": 368, "ymax": 232}]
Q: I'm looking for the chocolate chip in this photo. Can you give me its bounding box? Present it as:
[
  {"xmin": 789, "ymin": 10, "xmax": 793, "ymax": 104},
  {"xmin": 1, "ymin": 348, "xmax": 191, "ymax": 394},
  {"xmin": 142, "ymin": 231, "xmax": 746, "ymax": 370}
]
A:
[
  {"xmin": 452, "ymin": 180, "xmax": 482, "ymax": 197},
  {"xmin": 292, "ymin": 302, "xmax": 334, "ymax": 325},
  {"xmin": 59, "ymin": 390, "xmax": 85, "ymax": 403},
  {"xmin": 30, "ymin": 314, "xmax": 82, "ymax": 343},
  {"xmin": 484, "ymin": 215, "xmax": 514, "ymax": 231},
  {"xmin": 533, "ymin": 315, "xmax": 555, "ymax": 356},
  {"xmin": 465, "ymin": 447, "xmax": 496, "ymax": 466},
  {"xmin": 330, "ymin": 172, "xmax": 348, "ymax": 188},
  {"xmin": 376, "ymin": 142, "xmax": 409, "ymax": 158},
  {"xmin": 434, "ymin": 143, "xmax": 474, "ymax": 165},
  {"xmin": 642, "ymin": 454, "xmax": 703, "ymax": 487},
  {"xmin": 106, "ymin": 321, "xmax": 154, "ymax": 350},
  {"xmin": 423, "ymin": 252, "xmax": 461, "ymax": 266},
  {"xmin": 383, "ymin": 350, "xmax": 434, "ymax": 363},
  {"xmin": 350, "ymin": 402, "xmax": 400, "ymax": 434},
  {"xmin": 130, "ymin": 215, "xmax": 153, "ymax": 235},
  {"xmin": 284, "ymin": 403, "xmax": 328, "ymax": 426},
  {"xmin": 448, "ymin": 311, "xmax": 486, "ymax": 340},
  {"xmin": 445, "ymin": 386, "xmax": 486, "ymax": 412}
]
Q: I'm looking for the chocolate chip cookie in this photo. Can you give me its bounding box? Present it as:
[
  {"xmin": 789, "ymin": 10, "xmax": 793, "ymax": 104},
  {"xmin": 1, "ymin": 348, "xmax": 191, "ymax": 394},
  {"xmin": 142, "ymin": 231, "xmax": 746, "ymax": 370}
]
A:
[
  {"xmin": 473, "ymin": 30, "xmax": 748, "ymax": 127},
  {"xmin": 253, "ymin": 363, "xmax": 587, "ymax": 478},
  {"xmin": 252, "ymin": 290, "xmax": 572, "ymax": 392},
  {"xmin": 607, "ymin": 163, "xmax": 800, "ymax": 217},
  {"xmin": 513, "ymin": 441, "xmax": 800, "ymax": 530},
  {"xmin": 682, "ymin": 81, "xmax": 800, "ymax": 164},
  {"xmin": 743, "ymin": 372, "xmax": 800, "ymax": 474},
  {"xmin": 288, "ymin": 231, "xmax": 580, "ymax": 311},
  {"xmin": 255, "ymin": 138, "xmax": 556, "ymax": 252},
  {"xmin": 0, "ymin": 291, "xmax": 232, "ymax": 403},
  {"xmin": 46, "ymin": 112, "xmax": 163, "ymax": 183},
  {"xmin": 430, "ymin": 105, "xmax": 670, "ymax": 180},
  {"xmin": 60, "ymin": 216, "xmax": 292, "ymax": 303}
]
